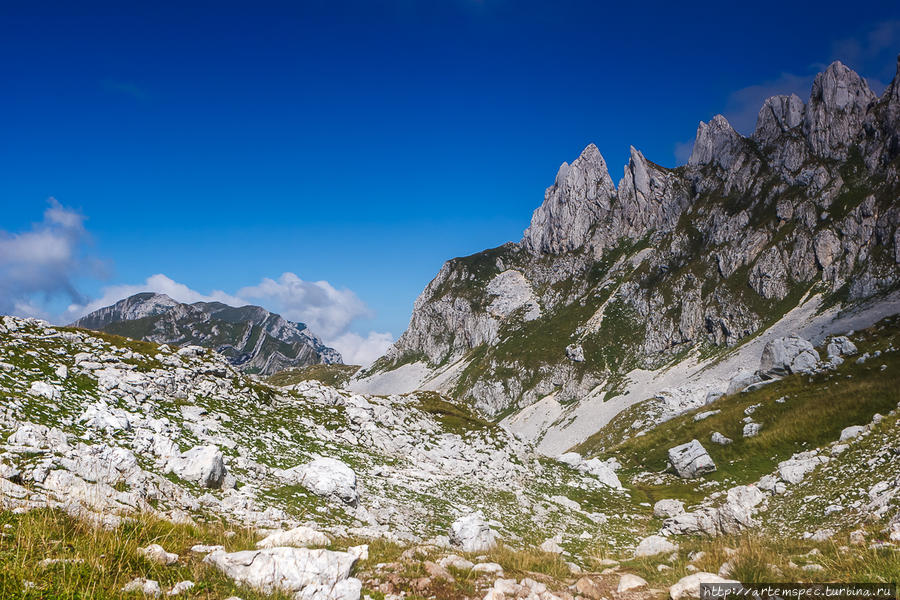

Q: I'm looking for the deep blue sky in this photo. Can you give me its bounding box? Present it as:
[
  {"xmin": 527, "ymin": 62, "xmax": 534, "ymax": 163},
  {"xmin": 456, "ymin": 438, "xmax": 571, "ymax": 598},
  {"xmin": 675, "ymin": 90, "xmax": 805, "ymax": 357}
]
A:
[{"xmin": 1, "ymin": 0, "xmax": 899, "ymax": 361}]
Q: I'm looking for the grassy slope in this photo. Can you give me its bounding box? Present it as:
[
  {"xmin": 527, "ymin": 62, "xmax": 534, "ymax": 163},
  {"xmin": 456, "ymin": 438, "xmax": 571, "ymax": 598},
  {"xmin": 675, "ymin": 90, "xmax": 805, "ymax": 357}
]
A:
[{"xmin": 576, "ymin": 314, "xmax": 900, "ymax": 505}]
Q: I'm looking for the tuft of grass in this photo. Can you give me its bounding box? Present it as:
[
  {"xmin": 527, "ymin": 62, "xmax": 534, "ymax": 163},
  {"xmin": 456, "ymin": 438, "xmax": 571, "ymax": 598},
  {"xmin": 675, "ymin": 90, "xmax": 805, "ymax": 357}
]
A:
[
  {"xmin": 481, "ymin": 544, "xmax": 573, "ymax": 581},
  {"xmin": 413, "ymin": 392, "xmax": 495, "ymax": 434}
]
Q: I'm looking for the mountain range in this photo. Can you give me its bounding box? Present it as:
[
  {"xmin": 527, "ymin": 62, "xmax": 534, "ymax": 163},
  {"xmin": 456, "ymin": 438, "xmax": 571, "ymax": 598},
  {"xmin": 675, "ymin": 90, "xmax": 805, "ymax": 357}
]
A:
[
  {"xmin": 352, "ymin": 58, "xmax": 900, "ymax": 452},
  {"xmin": 71, "ymin": 292, "xmax": 342, "ymax": 375}
]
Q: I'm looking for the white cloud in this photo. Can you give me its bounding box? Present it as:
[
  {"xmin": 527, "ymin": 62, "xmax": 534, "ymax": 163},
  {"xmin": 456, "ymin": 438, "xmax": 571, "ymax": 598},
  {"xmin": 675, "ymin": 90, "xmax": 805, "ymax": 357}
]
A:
[
  {"xmin": 0, "ymin": 198, "xmax": 92, "ymax": 318},
  {"xmin": 673, "ymin": 139, "xmax": 694, "ymax": 165},
  {"xmin": 832, "ymin": 20, "xmax": 900, "ymax": 83},
  {"xmin": 329, "ymin": 331, "xmax": 395, "ymax": 367},
  {"xmin": 237, "ymin": 272, "xmax": 372, "ymax": 340}
]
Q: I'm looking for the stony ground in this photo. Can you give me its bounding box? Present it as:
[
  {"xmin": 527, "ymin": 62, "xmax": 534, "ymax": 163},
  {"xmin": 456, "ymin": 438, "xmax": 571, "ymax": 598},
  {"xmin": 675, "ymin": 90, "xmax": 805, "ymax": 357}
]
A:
[{"xmin": 0, "ymin": 313, "xmax": 898, "ymax": 599}]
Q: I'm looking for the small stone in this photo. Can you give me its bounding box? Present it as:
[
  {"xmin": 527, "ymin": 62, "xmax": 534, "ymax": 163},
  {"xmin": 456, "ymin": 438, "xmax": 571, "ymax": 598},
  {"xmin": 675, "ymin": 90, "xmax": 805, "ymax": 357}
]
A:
[
  {"xmin": 139, "ymin": 544, "xmax": 178, "ymax": 566},
  {"xmin": 634, "ymin": 535, "xmax": 678, "ymax": 557},
  {"xmin": 617, "ymin": 573, "xmax": 648, "ymax": 592},
  {"xmin": 122, "ymin": 578, "xmax": 162, "ymax": 597},
  {"xmin": 167, "ymin": 581, "xmax": 194, "ymax": 596}
]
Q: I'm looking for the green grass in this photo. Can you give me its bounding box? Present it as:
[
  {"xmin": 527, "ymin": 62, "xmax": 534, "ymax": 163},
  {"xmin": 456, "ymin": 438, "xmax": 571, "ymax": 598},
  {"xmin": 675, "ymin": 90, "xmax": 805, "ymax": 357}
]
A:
[
  {"xmin": 0, "ymin": 508, "xmax": 289, "ymax": 600},
  {"xmin": 576, "ymin": 315, "xmax": 900, "ymax": 505},
  {"xmin": 618, "ymin": 529, "xmax": 900, "ymax": 586},
  {"xmin": 414, "ymin": 392, "xmax": 495, "ymax": 434}
]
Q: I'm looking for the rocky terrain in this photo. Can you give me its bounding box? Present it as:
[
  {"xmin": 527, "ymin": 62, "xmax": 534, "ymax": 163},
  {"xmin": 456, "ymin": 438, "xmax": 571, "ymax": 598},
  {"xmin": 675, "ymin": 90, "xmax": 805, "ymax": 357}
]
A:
[
  {"xmin": 353, "ymin": 58, "xmax": 900, "ymax": 455},
  {"xmin": 73, "ymin": 293, "xmax": 341, "ymax": 376},
  {"xmin": 1, "ymin": 308, "xmax": 899, "ymax": 598}
]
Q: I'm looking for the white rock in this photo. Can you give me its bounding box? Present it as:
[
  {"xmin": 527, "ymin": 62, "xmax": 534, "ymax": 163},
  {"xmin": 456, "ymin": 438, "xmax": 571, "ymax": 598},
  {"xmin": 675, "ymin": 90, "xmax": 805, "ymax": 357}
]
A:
[
  {"xmin": 827, "ymin": 336, "xmax": 857, "ymax": 358},
  {"xmin": 176, "ymin": 345, "xmax": 206, "ymax": 358},
  {"xmin": 634, "ymin": 535, "xmax": 677, "ymax": 557},
  {"xmin": 471, "ymin": 562, "xmax": 504, "ymax": 576},
  {"xmin": 439, "ymin": 555, "xmax": 474, "ymax": 571},
  {"xmin": 539, "ymin": 535, "xmax": 564, "ymax": 554},
  {"xmin": 693, "ymin": 410, "xmax": 720, "ymax": 422},
  {"xmin": 760, "ymin": 336, "xmax": 819, "ymax": 376},
  {"xmin": 654, "ymin": 499, "xmax": 685, "ymax": 519},
  {"xmin": 139, "ymin": 544, "xmax": 179, "ymax": 565},
  {"xmin": 204, "ymin": 546, "xmax": 361, "ymax": 600},
  {"xmin": 668, "ymin": 440, "xmax": 716, "ymax": 478},
  {"xmin": 191, "ymin": 544, "xmax": 225, "ymax": 554},
  {"xmin": 710, "ymin": 432, "xmax": 732, "ymax": 445},
  {"xmin": 288, "ymin": 457, "xmax": 358, "ymax": 506},
  {"xmin": 257, "ymin": 526, "xmax": 331, "ymax": 549},
  {"xmin": 167, "ymin": 445, "xmax": 226, "ymax": 489},
  {"xmin": 669, "ymin": 572, "xmax": 739, "ymax": 600},
  {"xmin": 556, "ymin": 452, "xmax": 583, "ymax": 468},
  {"xmin": 167, "ymin": 581, "xmax": 194, "ymax": 596},
  {"xmin": 28, "ymin": 381, "xmax": 59, "ymax": 400},
  {"xmin": 778, "ymin": 452, "xmax": 826, "ymax": 484},
  {"xmin": 55, "ymin": 365, "xmax": 68, "ymax": 380},
  {"xmin": 122, "ymin": 578, "xmax": 162, "ymax": 597},
  {"xmin": 618, "ymin": 573, "xmax": 648, "ymax": 592},
  {"xmin": 743, "ymin": 422, "xmax": 761, "ymax": 438},
  {"xmin": 581, "ymin": 458, "xmax": 622, "ymax": 489},
  {"xmin": 449, "ymin": 511, "xmax": 497, "ymax": 552},
  {"xmin": 839, "ymin": 425, "xmax": 865, "ymax": 441}
]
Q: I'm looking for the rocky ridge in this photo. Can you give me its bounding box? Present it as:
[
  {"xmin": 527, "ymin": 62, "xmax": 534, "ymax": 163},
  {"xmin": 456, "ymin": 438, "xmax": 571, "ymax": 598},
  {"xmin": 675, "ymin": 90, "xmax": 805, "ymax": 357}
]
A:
[
  {"xmin": 73, "ymin": 292, "xmax": 341, "ymax": 375},
  {"xmin": 354, "ymin": 58, "xmax": 900, "ymax": 453}
]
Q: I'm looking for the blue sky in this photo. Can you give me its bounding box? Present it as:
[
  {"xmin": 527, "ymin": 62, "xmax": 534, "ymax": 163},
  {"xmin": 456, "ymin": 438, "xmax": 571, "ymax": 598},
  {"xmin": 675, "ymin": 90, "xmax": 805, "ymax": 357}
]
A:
[{"xmin": 1, "ymin": 1, "xmax": 899, "ymax": 364}]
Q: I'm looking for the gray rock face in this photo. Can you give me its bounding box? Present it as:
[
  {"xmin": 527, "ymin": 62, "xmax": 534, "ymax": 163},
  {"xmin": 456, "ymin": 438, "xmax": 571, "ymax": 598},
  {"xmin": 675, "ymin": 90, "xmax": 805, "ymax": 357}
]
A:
[
  {"xmin": 689, "ymin": 115, "xmax": 745, "ymax": 170},
  {"xmin": 522, "ymin": 144, "xmax": 617, "ymax": 255},
  {"xmin": 804, "ymin": 61, "xmax": 877, "ymax": 160},
  {"xmin": 760, "ymin": 336, "xmax": 820, "ymax": 377},
  {"xmin": 668, "ymin": 440, "xmax": 716, "ymax": 479}
]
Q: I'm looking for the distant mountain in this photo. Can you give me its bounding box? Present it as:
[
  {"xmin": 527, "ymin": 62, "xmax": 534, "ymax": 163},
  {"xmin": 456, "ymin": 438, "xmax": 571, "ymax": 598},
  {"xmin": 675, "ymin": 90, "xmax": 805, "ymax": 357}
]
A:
[{"xmin": 72, "ymin": 292, "xmax": 342, "ymax": 375}]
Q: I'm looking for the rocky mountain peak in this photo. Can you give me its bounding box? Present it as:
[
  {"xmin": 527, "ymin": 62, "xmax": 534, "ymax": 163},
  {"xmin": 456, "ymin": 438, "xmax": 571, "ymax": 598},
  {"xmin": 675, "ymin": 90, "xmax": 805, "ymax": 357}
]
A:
[
  {"xmin": 522, "ymin": 143, "xmax": 616, "ymax": 255},
  {"xmin": 688, "ymin": 114, "xmax": 744, "ymax": 169},
  {"xmin": 804, "ymin": 60, "xmax": 877, "ymax": 160},
  {"xmin": 72, "ymin": 293, "xmax": 342, "ymax": 374},
  {"xmin": 73, "ymin": 293, "xmax": 182, "ymax": 331},
  {"xmin": 622, "ymin": 146, "xmax": 652, "ymax": 203},
  {"xmin": 752, "ymin": 93, "xmax": 805, "ymax": 147}
]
